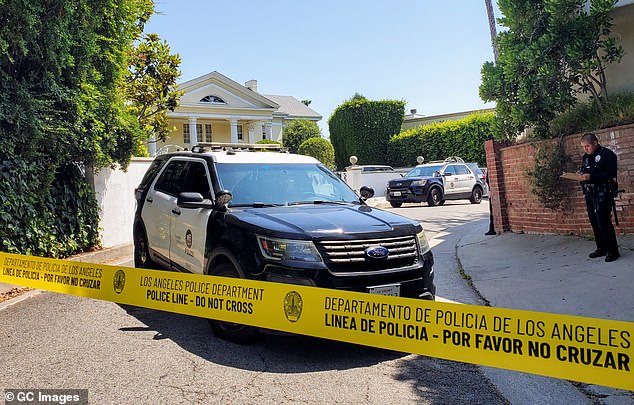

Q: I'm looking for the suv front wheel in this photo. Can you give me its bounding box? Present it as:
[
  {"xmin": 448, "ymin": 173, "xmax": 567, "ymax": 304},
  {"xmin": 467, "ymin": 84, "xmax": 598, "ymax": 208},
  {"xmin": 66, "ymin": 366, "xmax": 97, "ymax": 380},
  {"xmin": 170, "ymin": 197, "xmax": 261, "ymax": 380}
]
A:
[
  {"xmin": 208, "ymin": 261, "xmax": 259, "ymax": 344},
  {"xmin": 427, "ymin": 187, "xmax": 443, "ymax": 207}
]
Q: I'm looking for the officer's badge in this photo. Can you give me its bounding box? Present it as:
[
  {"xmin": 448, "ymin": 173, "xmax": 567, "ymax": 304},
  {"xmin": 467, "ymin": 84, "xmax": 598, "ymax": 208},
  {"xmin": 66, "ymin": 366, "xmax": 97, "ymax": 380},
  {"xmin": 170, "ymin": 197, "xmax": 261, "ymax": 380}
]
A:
[
  {"xmin": 595, "ymin": 155, "xmax": 602, "ymax": 162},
  {"xmin": 113, "ymin": 269, "xmax": 126, "ymax": 294},
  {"xmin": 283, "ymin": 291, "xmax": 303, "ymax": 322}
]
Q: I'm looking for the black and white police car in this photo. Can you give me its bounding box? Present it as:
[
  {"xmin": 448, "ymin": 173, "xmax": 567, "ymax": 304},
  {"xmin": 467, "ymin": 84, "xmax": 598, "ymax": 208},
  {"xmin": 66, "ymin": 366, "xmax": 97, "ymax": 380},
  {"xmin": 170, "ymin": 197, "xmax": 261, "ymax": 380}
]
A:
[{"xmin": 133, "ymin": 143, "xmax": 435, "ymax": 342}]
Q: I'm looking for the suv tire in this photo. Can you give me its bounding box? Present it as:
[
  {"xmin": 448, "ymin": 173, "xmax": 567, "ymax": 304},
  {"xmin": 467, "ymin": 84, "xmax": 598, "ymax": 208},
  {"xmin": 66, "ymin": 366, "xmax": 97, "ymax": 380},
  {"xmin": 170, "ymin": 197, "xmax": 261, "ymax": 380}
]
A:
[
  {"xmin": 427, "ymin": 187, "xmax": 442, "ymax": 207},
  {"xmin": 134, "ymin": 228, "xmax": 156, "ymax": 269},
  {"xmin": 389, "ymin": 202, "xmax": 403, "ymax": 208},
  {"xmin": 208, "ymin": 261, "xmax": 259, "ymax": 344},
  {"xmin": 469, "ymin": 186, "xmax": 483, "ymax": 204}
]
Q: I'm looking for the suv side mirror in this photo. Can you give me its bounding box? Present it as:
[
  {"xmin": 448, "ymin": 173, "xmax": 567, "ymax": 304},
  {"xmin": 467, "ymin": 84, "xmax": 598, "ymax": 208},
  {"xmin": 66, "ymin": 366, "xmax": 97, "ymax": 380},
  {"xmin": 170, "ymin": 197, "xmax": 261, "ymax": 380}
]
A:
[
  {"xmin": 359, "ymin": 186, "xmax": 375, "ymax": 200},
  {"xmin": 215, "ymin": 190, "xmax": 233, "ymax": 212},
  {"xmin": 433, "ymin": 171, "xmax": 441, "ymax": 177},
  {"xmin": 177, "ymin": 192, "xmax": 214, "ymax": 209}
]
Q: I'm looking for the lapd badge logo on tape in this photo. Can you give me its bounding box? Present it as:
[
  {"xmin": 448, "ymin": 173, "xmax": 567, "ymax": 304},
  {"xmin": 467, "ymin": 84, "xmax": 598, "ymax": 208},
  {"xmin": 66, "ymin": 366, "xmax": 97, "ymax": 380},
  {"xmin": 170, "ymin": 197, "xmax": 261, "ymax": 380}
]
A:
[
  {"xmin": 113, "ymin": 269, "xmax": 126, "ymax": 294},
  {"xmin": 283, "ymin": 291, "xmax": 303, "ymax": 322}
]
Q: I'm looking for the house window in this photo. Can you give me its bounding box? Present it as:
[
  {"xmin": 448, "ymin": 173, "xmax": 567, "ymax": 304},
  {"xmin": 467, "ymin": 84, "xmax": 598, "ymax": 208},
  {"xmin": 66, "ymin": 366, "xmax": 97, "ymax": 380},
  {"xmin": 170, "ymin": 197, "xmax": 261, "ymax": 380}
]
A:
[
  {"xmin": 183, "ymin": 124, "xmax": 190, "ymax": 144},
  {"xmin": 205, "ymin": 124, "xmax": 212, "ymax": 142},
  {"xmin": 237, "ymin": 125, "xmax": 243, "ymax": 141},
  {"xmin": 200, "ymin": 95, "xmax": 225, "ymax": 104},
  {"xmin": 196, "ymin": 124, "xmax": 202, "ymax": 143},
  {"xmin": 262, "ymin": 126, "xmax": 267, "ymax": 140}
]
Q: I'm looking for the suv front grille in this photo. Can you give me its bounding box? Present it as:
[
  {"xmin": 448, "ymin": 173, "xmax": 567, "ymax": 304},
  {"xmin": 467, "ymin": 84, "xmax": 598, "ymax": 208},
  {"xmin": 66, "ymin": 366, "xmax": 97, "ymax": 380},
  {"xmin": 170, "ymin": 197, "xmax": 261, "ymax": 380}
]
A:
[
  {"xmin": 388, "ymin": 179, "xmax": 412, "ymax": 188},
  {"xmin": 315, "ymin": 236, "xmax": 419, "ymax": 274}
]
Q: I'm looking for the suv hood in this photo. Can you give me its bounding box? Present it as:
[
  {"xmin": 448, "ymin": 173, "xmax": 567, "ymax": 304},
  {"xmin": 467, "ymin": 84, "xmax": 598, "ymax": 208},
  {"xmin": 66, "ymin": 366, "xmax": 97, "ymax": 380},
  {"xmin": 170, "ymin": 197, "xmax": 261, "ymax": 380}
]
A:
[{"xmin": 227, "ymin": 204, "xmax": 421, "ymax": 240}]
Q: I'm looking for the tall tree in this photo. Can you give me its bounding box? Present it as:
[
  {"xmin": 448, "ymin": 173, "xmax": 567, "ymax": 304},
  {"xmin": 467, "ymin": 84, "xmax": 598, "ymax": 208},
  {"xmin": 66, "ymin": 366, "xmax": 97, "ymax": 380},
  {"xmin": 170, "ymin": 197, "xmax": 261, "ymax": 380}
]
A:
[
  {"xmin": 126, "ymin": 33, "xmax": 182, "ymax": 147},
  {"xmin": 484, "ymin": 0, "xmax": 499, "ymax": 62},
  {"xmin": 479, "ymin": 0, "xmax": 623, "ymax": 139}
]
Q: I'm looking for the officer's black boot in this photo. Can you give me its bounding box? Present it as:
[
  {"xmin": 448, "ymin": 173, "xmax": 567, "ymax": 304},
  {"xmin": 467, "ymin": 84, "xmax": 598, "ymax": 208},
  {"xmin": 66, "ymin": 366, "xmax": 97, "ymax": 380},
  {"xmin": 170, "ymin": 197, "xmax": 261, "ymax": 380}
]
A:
[{"xmin": 589, "ymin": 249, "xmax": 607, "ymax": 258}]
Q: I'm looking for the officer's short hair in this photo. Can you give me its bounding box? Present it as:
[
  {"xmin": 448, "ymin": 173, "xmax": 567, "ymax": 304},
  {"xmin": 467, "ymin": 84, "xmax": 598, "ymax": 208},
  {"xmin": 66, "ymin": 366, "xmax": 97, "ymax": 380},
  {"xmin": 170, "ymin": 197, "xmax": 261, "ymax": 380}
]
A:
[{"xmin": 581, "ymin": 132, "xmax": 598, "ymax": 144}]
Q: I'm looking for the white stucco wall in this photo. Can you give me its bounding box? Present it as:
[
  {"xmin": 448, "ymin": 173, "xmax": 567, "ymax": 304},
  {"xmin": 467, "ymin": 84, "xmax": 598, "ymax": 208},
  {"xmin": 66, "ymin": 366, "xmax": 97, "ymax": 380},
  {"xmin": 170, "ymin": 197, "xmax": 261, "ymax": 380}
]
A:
[
  {"xmin": 341, "ymin": 167, "xmax": 404, "ymax": 197},
  {"xmin": 89, "ymin": 158, "xmax": 154, "ymax": 248}
]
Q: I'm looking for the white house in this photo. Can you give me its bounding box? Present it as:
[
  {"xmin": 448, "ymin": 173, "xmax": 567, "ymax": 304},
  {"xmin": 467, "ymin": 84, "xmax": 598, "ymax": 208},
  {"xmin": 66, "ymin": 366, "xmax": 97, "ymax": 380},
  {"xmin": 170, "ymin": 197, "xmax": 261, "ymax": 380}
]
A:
[{"xmin": 150, "ymin": 71, "xmax": 321, "ymax": 154}]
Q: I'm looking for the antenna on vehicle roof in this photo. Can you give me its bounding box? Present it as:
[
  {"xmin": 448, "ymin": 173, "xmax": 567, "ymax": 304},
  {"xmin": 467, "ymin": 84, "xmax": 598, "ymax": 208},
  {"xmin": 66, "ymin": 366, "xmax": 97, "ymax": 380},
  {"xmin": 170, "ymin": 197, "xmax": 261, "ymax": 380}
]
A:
[{"xmin": 443, "ymin": 156, "xmax": 465, "ymax": 163}]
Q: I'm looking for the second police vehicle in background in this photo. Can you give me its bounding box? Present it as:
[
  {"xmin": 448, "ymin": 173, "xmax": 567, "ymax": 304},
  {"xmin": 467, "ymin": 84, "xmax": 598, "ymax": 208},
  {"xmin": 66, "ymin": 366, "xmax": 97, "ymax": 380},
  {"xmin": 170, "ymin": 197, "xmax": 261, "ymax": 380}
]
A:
[
  {"xmin": 386, "ymin": 157, "xmax": 486, "ymax": 208},
  {"xmin": 133, "ymin": 143, "xmax": 436, "ymax": 343}
]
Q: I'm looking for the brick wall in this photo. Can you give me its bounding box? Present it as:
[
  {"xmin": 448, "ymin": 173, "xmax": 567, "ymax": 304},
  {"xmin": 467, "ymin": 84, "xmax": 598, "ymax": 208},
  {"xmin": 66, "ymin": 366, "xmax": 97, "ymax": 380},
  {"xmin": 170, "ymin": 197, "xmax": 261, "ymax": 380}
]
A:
[{"xmin": 486, "ymin": 124, "xmax": 634, "ymax": 235}]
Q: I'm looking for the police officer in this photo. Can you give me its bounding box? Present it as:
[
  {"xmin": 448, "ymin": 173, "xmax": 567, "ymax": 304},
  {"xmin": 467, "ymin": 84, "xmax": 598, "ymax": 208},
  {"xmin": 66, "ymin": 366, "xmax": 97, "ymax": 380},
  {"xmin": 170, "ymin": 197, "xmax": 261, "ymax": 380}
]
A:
[{"xmin": 578, "ymin": 133, "xmax": 620, "ymax": 262}]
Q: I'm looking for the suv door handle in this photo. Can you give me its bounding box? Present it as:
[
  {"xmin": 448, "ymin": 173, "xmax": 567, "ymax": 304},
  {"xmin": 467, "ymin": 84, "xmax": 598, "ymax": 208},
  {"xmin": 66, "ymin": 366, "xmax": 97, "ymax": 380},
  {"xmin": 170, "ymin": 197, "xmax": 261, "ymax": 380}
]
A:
[
  {"xmin": 172, "ymin": 208, "xmax": 181, "ymax": 215},
  {"xmin": 146, "ymin": 197, "xmax": 153, "ymax": 203}
]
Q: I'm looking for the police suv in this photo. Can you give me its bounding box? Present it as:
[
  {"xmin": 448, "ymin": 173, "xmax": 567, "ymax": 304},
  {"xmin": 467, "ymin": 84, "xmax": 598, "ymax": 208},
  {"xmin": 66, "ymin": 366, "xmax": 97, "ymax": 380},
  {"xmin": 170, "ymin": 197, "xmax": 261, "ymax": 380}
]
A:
[
  {"xmin": 386, "ymin": 158, "xmax": 485, "ymax": 208},
  {"xmin": 133, "ymin": 143, "xmax": 435, "ymax": 342}
]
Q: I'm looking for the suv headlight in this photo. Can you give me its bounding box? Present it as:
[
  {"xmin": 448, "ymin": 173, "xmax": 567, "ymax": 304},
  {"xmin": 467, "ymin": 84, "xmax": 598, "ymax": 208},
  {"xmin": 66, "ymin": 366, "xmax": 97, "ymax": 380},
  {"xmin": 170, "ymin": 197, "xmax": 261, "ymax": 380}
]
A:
[
  {"xmin": 416, "ymin": 230, "xmax": 431, "ymax": 255},
  {"xmin": 411, "ymin": 179, "xmax": 427, "ymax": 187},
  {"xmin": 257, "ymin": 235, "xmax": 323, "ymax": 262}
]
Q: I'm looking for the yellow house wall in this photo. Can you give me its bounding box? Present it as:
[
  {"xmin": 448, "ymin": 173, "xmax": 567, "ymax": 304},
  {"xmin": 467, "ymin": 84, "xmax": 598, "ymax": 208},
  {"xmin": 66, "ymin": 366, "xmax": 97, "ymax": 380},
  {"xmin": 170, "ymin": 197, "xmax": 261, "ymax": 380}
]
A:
[
  {"xmin": 157, "ymin": 119, "xmax": 234, "ymax": 150},
  {"xmin": 606, "ymin": 4, "xmax": 634, "ymax": 94}
]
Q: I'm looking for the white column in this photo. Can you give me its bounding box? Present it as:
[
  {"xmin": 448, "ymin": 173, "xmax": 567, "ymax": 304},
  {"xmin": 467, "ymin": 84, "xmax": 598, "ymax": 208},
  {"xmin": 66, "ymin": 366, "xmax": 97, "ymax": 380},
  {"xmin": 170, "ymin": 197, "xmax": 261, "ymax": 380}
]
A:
[
  {"xmin": 248, "ymin": 124, "xmax": 255, "ymax": 144},
  {"xmin": 272, "ymin": 122, "xmax": 284, "ymax": 142},
  {"xmin": 230, "ymin": 119, "xmax": 238, "ymax": 143},
  {"xmin": 188, "ymin": 117, "xmax": 198, "ymax": 147},
  {"xmin": 147, "ymin": 133, "xmax": 157, "ymax": 156}
]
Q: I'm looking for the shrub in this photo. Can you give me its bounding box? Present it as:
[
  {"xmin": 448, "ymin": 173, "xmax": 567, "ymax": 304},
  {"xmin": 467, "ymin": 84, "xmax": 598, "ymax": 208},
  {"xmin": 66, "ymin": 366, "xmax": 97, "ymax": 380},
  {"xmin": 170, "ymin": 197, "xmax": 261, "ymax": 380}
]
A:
[
  {"xmin": 549, "ymin": 92, "xmax": 634, "ymax": 137},
  {"xmin": 281, "ymin": 120, "xmax": 321, "ymax": 153},
  {"xmin": 298, "ymin": 137, "xmax": 335, "ymax": 169}
]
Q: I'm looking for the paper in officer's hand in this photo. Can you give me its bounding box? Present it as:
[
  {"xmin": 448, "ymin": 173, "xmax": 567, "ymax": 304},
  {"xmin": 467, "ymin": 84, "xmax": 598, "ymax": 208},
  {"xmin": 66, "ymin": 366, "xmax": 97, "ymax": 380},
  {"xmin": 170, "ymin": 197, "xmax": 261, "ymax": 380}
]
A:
[{"xmin": 560, "ymin": 172, "xmax": 581, "ymax": 181}]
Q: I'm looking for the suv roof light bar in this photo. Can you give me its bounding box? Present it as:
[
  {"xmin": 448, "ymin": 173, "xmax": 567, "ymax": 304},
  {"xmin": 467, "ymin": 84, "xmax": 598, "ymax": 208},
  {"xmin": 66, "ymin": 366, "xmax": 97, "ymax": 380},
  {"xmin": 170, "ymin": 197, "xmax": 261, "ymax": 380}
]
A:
[{"xmin": 192, "ymin": 142, "xmax": 288, "ymax": 153}]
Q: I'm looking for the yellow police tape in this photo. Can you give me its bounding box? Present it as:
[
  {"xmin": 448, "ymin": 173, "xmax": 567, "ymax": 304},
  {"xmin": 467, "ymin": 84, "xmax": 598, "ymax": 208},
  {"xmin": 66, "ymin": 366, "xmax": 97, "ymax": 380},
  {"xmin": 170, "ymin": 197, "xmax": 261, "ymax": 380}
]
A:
[{"xmin": 1, "ymin": 251, "xmax": 631, "ymax": 391}]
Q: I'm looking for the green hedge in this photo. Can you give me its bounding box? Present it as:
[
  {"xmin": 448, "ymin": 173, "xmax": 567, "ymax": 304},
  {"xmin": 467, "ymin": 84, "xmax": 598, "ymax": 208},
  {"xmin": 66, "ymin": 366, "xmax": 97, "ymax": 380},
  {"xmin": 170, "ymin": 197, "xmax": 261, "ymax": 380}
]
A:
[
  {"xmin": 0, "ymin": 161, "xmax": 100, "ymax": 257},
  {"xmin": 329, "ymin": 99, "xmax": 405, "ymax": 169},
  {"xmin": 388, "ymin": 112, "xmax": 496, "ymax": 167}
]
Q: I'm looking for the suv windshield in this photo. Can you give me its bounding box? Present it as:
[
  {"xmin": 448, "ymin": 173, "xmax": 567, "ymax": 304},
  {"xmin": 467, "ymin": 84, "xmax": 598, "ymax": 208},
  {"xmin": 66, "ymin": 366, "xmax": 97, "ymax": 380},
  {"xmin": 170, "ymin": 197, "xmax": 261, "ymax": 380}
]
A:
[
  {"xmin": 406, "ymin": 165, "xmax": 443, "ymax": 177},
  {"xmin": 216, "ymin": 163, "xmax": 360, "ymax": 206}
]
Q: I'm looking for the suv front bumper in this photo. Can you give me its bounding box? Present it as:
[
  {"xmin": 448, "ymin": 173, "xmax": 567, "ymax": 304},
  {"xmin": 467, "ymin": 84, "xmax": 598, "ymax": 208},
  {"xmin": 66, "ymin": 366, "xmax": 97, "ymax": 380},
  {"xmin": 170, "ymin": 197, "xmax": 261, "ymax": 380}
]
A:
[
  {"xmin": 386, "ymin": 187, "xmax": 430, "ymax": 204},
  {"xmin": 261, "ymin": 250, "xmax": 436, "ymax": 300}
]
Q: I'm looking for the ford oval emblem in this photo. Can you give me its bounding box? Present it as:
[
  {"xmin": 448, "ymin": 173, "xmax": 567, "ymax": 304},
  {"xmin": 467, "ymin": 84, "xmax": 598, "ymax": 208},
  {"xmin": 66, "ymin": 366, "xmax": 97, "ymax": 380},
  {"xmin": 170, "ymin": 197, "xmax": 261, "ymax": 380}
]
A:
[{"xmin": 365, "ymin": 245, "xmax": 389, "ymax": 259}]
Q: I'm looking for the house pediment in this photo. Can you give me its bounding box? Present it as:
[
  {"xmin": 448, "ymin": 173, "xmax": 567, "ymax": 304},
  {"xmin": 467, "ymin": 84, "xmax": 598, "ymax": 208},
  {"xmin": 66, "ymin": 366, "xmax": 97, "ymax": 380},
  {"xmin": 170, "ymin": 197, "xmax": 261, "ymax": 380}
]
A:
[{"xmin": 177, "ymin": 71, "xmax": 279, "ymax": 111}]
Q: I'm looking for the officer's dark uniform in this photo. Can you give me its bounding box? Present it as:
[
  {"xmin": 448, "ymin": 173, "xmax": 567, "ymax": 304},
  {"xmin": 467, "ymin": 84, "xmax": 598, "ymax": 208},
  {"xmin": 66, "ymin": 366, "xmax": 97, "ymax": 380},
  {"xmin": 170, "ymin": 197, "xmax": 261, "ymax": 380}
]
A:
[{"xmin": 580, "ymin": 145, "xmax": 619, "ymax": 260}]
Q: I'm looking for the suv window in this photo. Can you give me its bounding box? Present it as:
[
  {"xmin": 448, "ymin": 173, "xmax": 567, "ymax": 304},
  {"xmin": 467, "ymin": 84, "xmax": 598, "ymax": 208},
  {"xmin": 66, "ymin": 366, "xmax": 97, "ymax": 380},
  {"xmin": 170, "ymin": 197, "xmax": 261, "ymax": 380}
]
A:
[
  {"xmin": 139, "ymin": 157, "xmax": 166, "ymax": 189},
  {"xmin": 406, "ymin": 165, "xmax": 443, "ymax": 177},
  {"xmin": 454, "ymin": 164, "xmax": 470, "ymax": 175},
  {"xmin": 155, "ymin": 159, "xmax": 189, "ymax": 196},
  {"xmin": 216, "ymin": 163, "xmax": 359, "ymax": 206},
  {"xmin": 183, "ymin": 161, "xmax": 212, "ymax": 199}
]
